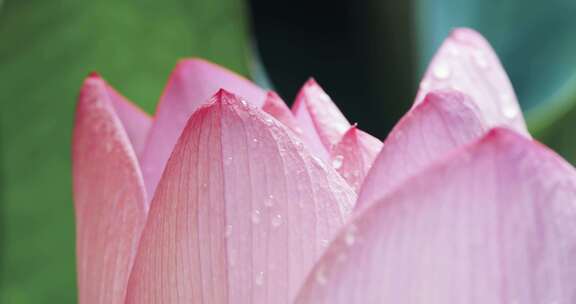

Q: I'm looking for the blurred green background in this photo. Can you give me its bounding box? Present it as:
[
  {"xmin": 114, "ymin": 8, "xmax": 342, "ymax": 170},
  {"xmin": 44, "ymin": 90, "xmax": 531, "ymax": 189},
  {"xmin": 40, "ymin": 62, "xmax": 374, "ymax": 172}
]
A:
[{"xmin": 0, "ymin": 0, "xmax": 575, "ymax": 302}]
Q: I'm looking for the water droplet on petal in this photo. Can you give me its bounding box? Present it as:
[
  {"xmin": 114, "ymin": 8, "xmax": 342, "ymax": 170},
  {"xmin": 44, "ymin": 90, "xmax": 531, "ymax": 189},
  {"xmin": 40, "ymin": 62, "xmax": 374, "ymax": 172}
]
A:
[
  {"xmin": 295, "ymin": 141, "xmax": 304, "ymax": 151},
  {"xmin": 252, "ymin": 138, "xmax": 259, "ymax": 144},
  {"xmin": 502, "ymin": 104, "xmax": 519, "ymax": 119},
  {"xmin": 394, "ymin": 130, "xmax": 404, "ymax": 140},
  {"xmin": 344, "ymin": 225, "xmax": 358, "ymax": 246},
  {"xmin": 271, "ymin": 214, "xmax": 283, "ymax": 227},
  {"xmin": 473, "ymin": 51, "xmax": 488, "ymax": 69},
  {"xmin": 419, "ymin": 80, "xmax": 431, "ymax": 90},
  {"xmin": 104, "ymin": 141, "xmax": 113, "ymax": 153},
  {"xmin": 255, "ymin": 271, "xmax": 264, "ymax": 286},
  {"xmin": 315, "ymin": 266, "xmax": 328, "ymax": 285},
  {"xmin": 264, "ymin": 194, "xmax": 275, "ymax": 208},
  {"xmin": 332, "ymin": 155, "xmax": 344, "ymax": 170},
  {"xmin": 433, "ymin": 63, "xmax": 451, "ymax": 80},
  {"xmin": 225, "ymin": 225, "xmax": 233, "ymax": 238},
  {"xmin": 224, "ymin": 156, "xmax": 233, "ymax": 166},
  {"xmin": 447, "ymin": 43, "xmax": 461, "ymax": 56},
  {"xmin": 336, "ymin": 253, "xmax": 348, "ymax": 263},
  {"xmin": 251, "ymin": 210, "xmax": 261, "ymax": 224},
  {"xmin": 264, "ymin": 117, "xmax": 274, "ymax": 126},
  {"xmin": 320, "ymin": 239, "xmax": 329, "ymax": 248}
]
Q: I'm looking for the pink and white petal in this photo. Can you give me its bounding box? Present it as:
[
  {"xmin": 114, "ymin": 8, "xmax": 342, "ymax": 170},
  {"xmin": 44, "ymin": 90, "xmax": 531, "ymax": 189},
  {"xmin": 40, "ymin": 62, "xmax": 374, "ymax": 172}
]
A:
[
  {"xmin": 72, "ymin": 75, "xmax": 147, "ymax": 304},
  {"xmin": 357, "ymin": 90, "xmax": 487, "ymax": 208},
  {"xmin": 262, "ymin": 91, "xmax": 302, "ymax": 134},
  {"xmin": 296, "ymin": 128, "xmax": 576, "ymax": 303},
  {"xmin": 140, "ymin": 59, "xmax": 267, "ymax": 200},
  {"xmin": 330, "ymin": 125, "xmax": 382, "ymax": 190},
  {"xmin": 415, "ymin": 28, "xmax": 529, "ymax": 136},
  {"xmin": 125, "ymin": 90, "xmax": 356, "ymax": 304},
  {"xmin": 94, "ymin": 74, "xmax": 152, "ymax": 157},
  {"xmin": 292, "ymin": 79, "xmax": 351, "ymax": 155}
]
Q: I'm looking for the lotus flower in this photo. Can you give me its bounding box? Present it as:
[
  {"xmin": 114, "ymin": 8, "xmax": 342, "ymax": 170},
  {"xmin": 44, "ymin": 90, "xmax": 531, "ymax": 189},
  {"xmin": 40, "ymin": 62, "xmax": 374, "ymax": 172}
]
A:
[{"xmin": 72, "ymin": 28, "xmax": 576, "ymax": 303}]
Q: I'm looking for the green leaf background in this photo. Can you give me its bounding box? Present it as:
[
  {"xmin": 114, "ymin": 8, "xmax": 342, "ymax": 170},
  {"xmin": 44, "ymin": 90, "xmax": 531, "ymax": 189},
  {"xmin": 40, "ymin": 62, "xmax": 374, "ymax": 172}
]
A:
[{"xmin": 0, "ymin": 0, "xmax": 252, "ymax": 302}]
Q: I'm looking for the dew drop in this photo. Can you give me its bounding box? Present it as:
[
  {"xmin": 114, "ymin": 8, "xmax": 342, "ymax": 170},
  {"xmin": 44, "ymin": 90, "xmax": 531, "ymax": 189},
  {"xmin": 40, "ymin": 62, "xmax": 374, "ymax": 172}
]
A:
[
  {"xmin": 315, "ymin": 266, "xmax": 327, "ymax": 285},
  {"xmin": 502, "ymin": 104, "xmax": 519, "ymax": 119},
  {"xmin": 433, "ymin": 63, "xmax": 451, "ymax": 80},
  {"xmin": 320, "ymin": 239, "xmax": 329, "ymax": 248},
  {"xmin": 251, "ymin": 210, "xmax": 261, "ymax": 224},
  {"xmin": 419, "ymin": 80, "xmax": 431, "ymax": 90},
  {"xmin": 224, "ymin": 156, "xmax": 233, "ymax": 166},
  {"xmin": 336, "ymin": 253, "xmax": 348, "ymax": 263},
  {"xmin": 264, "ymin": 194, "xmax": 275, "ymax": 208},
  {"xmin": 332, "ymin": 155, "xmax": 344, "ymax": 170},
  {"xmin": 271, "ymin": 214, "xmax": 283, "ymax": 227},
  {"xmin": 264, "ymin": 117, "xmax": 274, "ymax": 126},
  {"xmin": 252, "ymin": 138, "xmax": 259, "ymax": 144},
  {"xmin": 447, "ymin": 43, "xmax": 461, "ymax": 56},
  {"xmin": 225, "ymin": 225, "xmax": 233, "ymax": 238},
  {"xmin": 240, "ymin": 99, "xmax": 248, "ymax": 106},
  {"xmin": 295, "ymin": 141, "xmax": 304, "ymax": 151},
  {"xmin": 255, "ymin": 271, "xmax": 264, "ymax": 286},
  {"xmin": 394, "ymin": 130, "xmax": 404, "ymax": 140},
  {"xmin": 473, "ymin": 51, "xmax": 488, "ymax": 69},
  {"xmin": 344, "ymin": 225, "xmax": 358, "ymax": 246},
  {"xmin": 104, "ymin": 141, "xmax": 113, "ymax": 153}
]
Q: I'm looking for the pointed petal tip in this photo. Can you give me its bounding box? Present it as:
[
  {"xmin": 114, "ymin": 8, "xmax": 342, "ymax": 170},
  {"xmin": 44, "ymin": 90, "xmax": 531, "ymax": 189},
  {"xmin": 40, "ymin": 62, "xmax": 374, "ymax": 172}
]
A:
[
  {"xmin": 421, "ymin": 89, "xmax": 482, "ymax": 114},
  {"xmin": 305, "ymin": 77, "xmax": 318, "ymax": 87},
  {"xmin": 87, "ymin": 71, "xmax": 102, "ymax": 79},
  {"xmin": 449, "ymin": 27, "xmax": 488, "ymax": 44}
]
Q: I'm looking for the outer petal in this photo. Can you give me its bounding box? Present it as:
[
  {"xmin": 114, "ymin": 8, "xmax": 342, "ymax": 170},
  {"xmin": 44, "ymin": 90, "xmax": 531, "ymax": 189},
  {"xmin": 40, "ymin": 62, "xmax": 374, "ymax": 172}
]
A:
[
  {"xmin": 358, "ymin": 90, "xmax": 487, "ymax": 207},
  {"xmin": 262, "ymin": 91, "xmax": 302, "ymax": 134},
  {"xmin": 330, "ymin": 125, "xmax": 382, "ymax": 190},
  {"xmin": 125, "ymin": 90, "xmax": 356, "ymax": 303},
  {"xmin": 296, "ymin": 128, "xmax": 576, "ymax": 303},
  {"xmin": 415, "ymin": 28, "xmax": 529, "ymax": 136},
  {"xmin": 72, "ymin": 75, "xmax": 147, "ymax": 304},
  {"xmin": 292, "ymin": 79, "xmax": 350, "ymax": 157},
  {"xmin": 140, "ymin": 59, "xmax": 267, "ymax": 200},
  {"xmin": 91, "ymin": 73, "xmax": 151, "ymax": 157}
]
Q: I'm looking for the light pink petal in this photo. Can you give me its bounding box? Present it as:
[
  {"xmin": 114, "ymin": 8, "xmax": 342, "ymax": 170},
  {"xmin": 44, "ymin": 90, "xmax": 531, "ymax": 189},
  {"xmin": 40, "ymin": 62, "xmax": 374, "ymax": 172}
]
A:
[
  {"xmin": 292, "ymin": 79, "xmax": 351, "ymax": 157},
  {"xmin": 330, "ymin": 125, "xmax": 382, "ymax": 190},
  {"xmin": 297, "ymin": 128, "xmax": 576, "ymax": 303},
  {"xmin": 125, "ymin": 90, "xmax": 356, "ymax": 304},
  {"xmin": 415, "ymin": 28, "xmax": 529, "ymax": 136},
  {"xmin": 92, "ymin": 73, "xmax": 152, "ymax": 158},
  {"xmin": 140, "ymin": 59, "xmax": 267, "ymax": 201},
  {"xmin": 72, "ymin": 75, "xmax": 147, "ymax": 304},
  {"xmin": 262, "ymin": 91, "xmax": 302, "ymax": 134},
  {"xmin": 358, "ymin": 90, "xmax": 487, "ymax": 207}
]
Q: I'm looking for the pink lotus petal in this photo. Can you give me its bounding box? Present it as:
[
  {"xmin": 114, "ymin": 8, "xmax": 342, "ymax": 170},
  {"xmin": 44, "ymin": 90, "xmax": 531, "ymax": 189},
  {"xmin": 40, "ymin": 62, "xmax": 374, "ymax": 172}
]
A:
[
  {"xmin": 72, "ymin": 75, "xmax": 147, "ymax": 304},
  {"xmin": 125, "ymin": 90, "xmax": 356, "ymax": 303},
  {"xmin": 292, "ymin": 79, "xmax": 351, "ymax": 157},
  {"xmin": 415, "ymin": 28, "xmax": 529, "ymax": 136},
  {"xmin": 330, "ymin": 125, "xmax": 382, "ymax": 190},
  {"xmin": 140, "ymin": 59, "xmax": 267, "ymax": 202},
  {"xmin": 93, "ymin": 74, "xmax": 152, "ymax": 158},
  {"xmin": 262, "ymin": 91, "xmax": 302, "ymax": 134},
  {"xmin": 358, "ymin": 90, "xmax": 487, "ymax": 207},
  {"xmin": 296, "ymin": 128, "xmax": 576, "ymax": 303}
]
